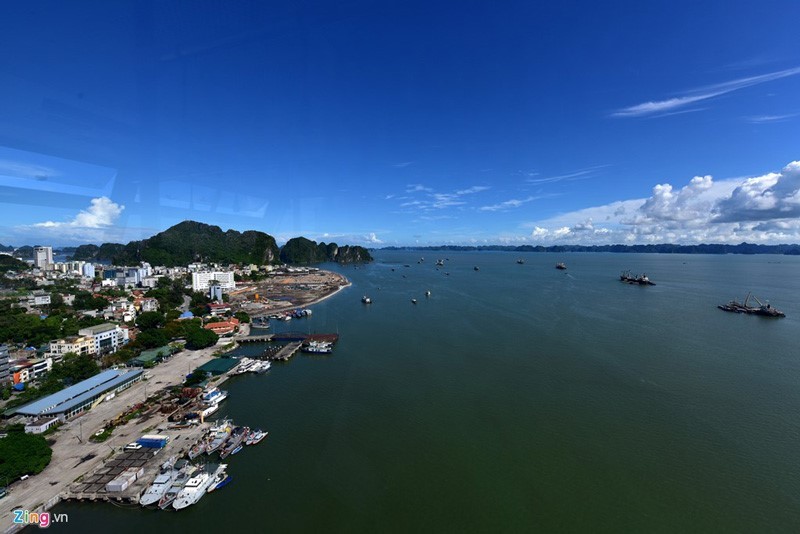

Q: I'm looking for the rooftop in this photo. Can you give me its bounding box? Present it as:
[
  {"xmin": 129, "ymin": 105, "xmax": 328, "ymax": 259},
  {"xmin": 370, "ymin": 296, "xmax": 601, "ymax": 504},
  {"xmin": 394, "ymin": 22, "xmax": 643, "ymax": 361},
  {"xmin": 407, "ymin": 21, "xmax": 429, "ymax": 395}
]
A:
[
  {"xmin": 79, "ymin": 323, "xmax": 119, "ymax": 335},
  {"xmin": 13, "ymin": 368, "xmax": 143, "ymax": 417}
]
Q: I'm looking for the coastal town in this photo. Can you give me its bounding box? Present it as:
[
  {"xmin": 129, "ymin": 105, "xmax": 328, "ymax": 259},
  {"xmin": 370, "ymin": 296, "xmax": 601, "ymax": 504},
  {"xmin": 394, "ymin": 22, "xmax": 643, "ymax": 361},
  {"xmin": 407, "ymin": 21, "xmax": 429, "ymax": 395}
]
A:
[{"xmin": 0, "ymin": 245, "xmax": 350, "ymax": 530}]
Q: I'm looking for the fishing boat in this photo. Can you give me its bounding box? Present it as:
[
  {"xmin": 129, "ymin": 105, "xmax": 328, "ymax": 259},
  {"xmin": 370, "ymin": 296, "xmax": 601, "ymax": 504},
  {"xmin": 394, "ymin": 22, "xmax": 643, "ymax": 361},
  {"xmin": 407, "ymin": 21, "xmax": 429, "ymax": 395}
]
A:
[
  {"xmin": 473, "ymin": 266, "xmax": 479, "ymax": 271},
  {"xmin": 205, "ymin": 419, "xmax": 233, "ymax": 454},
  {"xmin": 435, "ymin": 259, "xmax": 444, "ymax": 266},
  {"xmin": 187, "ymin": 440, "xmax": 207, "ymax": 460},
  {"xmin": 517, "ymin": 259, "xmax": 525, "ymax": 264},
  {"xmin": 556, "ymin": 262, "xmax": 566, "ymax": 270},
  {"xmin": 425, "ymin": 290, "xmax": 431, "ymax": 297},
  {"xmin": 219, "ymin": 426, "xmax": 248, "ymax": 459},
  {"xmin": 411, "ymin": 298, "xmax": 417, "ymax": 304},
  {"xmin": 362, "ymin": 295, "xmax": 372, "ymax": 304}
]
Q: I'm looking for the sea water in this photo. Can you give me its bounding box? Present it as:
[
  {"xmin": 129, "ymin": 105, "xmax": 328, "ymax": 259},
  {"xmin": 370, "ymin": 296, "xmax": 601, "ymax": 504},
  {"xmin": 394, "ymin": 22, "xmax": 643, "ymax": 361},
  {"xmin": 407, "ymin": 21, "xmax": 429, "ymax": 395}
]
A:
[{"xmin": 53, "ymin": 251, "xmax": 800, "ymax": 532}]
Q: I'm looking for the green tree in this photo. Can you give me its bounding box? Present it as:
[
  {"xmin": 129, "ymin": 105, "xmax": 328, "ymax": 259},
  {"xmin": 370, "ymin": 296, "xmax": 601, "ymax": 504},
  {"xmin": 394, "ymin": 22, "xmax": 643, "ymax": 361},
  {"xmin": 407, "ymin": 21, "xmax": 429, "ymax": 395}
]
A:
[
  {"xmin": 0, "ymin": 425, "xmax": 52, "ymax": 481},
  {"xmin": 184, "ymin": 326, "xmax": 218, "ymax": 350},
  {"xmin": 136, "ymin": 311, "xmax": 165, "ymax": 330}
]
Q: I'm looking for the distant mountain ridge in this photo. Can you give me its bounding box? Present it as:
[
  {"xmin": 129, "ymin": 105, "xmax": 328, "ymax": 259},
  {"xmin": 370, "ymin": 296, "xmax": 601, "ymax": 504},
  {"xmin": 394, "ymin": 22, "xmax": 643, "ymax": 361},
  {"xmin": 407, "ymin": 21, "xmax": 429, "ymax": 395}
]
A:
[
  {"xmin": 382, "ymin": 243, "xmax": 800, "ymax": 255},
  {"xmin": 71, "ymin": 220, "xmax": 372, "ymax": 266},
  {"xmin": 279, "ymin": 237, "xmax": 373, "ymax": 264}
]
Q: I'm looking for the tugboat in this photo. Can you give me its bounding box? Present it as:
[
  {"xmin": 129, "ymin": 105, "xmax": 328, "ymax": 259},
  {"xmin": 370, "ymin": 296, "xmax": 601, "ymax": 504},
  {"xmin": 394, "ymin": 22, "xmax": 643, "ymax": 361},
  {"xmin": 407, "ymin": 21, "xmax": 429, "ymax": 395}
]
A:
[
  {"xmin": 555, "ymin": 262, "xmax": 567, "ymax": 270},
  {"xmin": 619, "ymin": 270, "xmax": 655, "ymax": 285},
  {"xmin": 718, "ymin": 292, "xmax": 785, "ymax": 317}
]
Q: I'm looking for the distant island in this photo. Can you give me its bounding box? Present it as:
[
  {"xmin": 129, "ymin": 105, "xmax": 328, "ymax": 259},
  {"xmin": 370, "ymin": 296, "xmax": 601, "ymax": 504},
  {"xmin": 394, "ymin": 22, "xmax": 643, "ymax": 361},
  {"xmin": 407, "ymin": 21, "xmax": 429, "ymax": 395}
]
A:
[
  {"xmin": 381, "ymin": 243, "xmax": 800, "ymax": 255},
  {"xmin": 65, "ymin": 221, "xmax": 373, "ymax": 266}
]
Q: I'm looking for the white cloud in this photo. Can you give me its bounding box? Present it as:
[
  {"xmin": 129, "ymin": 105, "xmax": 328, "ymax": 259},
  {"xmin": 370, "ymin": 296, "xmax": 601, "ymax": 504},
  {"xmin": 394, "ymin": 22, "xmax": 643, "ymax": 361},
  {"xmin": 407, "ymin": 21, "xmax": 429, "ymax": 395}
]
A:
[
  {"xmin": 745, "ymin": 112, "xmax": 800, "ymax": 123},
  {"xmin": 399, "ymin": 184, "xmax": 490, "ymax": 211},
  {"xmin": 34, "ymin": 197, "xmax": 125, "ymax": 228},
  {"xmin": 525, "ymin": 159, "xmax": 800, "ymax": 244},
  {"xmin": 479, "ymin": 195, "xmax": 543, "ymax": 212},
  {"xmin": 365, "ymin": 232, "xmax": 383, "ymax": 244},
  {"xmin": 613, "ymin": 66, "xmax": 800, "ymax": 118}
]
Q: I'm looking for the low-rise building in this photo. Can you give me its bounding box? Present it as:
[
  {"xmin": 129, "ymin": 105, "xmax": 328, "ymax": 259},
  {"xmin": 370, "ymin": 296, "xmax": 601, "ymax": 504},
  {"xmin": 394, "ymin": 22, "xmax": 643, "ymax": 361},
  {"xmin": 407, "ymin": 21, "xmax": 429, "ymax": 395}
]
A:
[
  {"xmin": 47, "ymin": 335, "xmax": 94, "ymax": 360},
  {"xmin": 78, "ymin": 323, "xmax": 129, "ymax": 356},
  {"xmin": 12, "ymin": 368, "xmax": 143, "ymax": 420},
  {"xmin": 24, "ymin": 416, "xmax": 60, "ymax": 434},
  {"xmin": 204, "ymin": 317, "xmax": 239, "ymax": 336},
  {"xmin": 207, "ymin": 302, "xmax": 231, "ymax": 316}
]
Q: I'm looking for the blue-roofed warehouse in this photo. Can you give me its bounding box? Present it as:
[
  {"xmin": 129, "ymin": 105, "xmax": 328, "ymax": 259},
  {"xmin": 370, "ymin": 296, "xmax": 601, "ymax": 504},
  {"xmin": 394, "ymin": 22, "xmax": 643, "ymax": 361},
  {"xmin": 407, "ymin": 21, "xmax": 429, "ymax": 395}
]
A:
[{"xmin": 11, "ymin": 368, "xmax": 144, "ymax": 421}]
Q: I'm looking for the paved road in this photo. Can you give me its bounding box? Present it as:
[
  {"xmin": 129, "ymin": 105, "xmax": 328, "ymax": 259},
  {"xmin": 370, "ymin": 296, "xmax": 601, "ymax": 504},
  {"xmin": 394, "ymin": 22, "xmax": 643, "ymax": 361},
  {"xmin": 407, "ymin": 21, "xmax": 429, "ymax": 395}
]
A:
[{"xmin": 0, "ymin": 330, "xmax": 244, "ymax": 532}]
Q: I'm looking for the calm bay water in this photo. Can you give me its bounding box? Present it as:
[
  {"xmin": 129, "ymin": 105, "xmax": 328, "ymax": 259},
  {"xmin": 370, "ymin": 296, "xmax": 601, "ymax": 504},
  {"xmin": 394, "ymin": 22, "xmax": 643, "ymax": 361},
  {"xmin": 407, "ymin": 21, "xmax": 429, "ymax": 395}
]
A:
[{"xmin": 53, "ymin": 251, "xmax": 800, "ymax": 532}]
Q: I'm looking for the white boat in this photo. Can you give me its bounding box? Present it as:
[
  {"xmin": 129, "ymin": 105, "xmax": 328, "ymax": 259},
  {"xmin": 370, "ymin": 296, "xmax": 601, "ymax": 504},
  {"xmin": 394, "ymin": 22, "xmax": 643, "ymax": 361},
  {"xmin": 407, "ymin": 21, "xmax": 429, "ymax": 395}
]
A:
[
  {"xmin": 201, "ymin": 387, "xmax": 228, "ymax": 405},
  {"xmin": 253, "ymin": 360, "xmax": 271, "ymax": 373},
  {"xmin": 173, "ymin": 471, "xmax": 215, "ymax": 510},
  {"xmin": 303, "ymin": 341, "xmax": 332, "ymax": 354},
  {"xmin": 158, "ymin": 464, "xmax": 197, "ymax": 509},
  {"xmin": 205, "ymin": 419, "xmax": 233, "ymax": 454},
  {"xmin": 206, "ymin": 465, "xmax": 229, "ymax": 494},
  {"xmin": 361, "ymin": 295, "xmax": 371, "ymax": 304},
  {"xmin": 425, "ymin": 290, "xmax": 431, "ymax": 297},
  {"xmin": 249, "ymin": 429, "xmax": 268, "ymax": 445},
  {"xmin": 140, "ymin": 460, "xmax": 182, "ymax": 506},
  {"xmin": 198, "ymin": 403, "xmax": 218, "ymax": 418}
]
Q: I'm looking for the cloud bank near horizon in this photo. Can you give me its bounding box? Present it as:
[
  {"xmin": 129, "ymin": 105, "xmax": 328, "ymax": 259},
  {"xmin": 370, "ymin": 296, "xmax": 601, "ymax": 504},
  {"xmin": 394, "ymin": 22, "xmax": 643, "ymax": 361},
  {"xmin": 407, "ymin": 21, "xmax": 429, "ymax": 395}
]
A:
[{"xmin": 527, "ymin": 160, "xmax": 800, "ymax": 245}]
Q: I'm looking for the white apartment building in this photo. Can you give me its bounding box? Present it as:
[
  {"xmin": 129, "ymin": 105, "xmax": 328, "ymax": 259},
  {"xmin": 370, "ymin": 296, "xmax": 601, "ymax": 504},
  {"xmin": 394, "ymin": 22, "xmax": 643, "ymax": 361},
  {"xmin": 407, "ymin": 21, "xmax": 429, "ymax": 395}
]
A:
[
  {"xmin": 78, "ymin": 323, "xmax": 129, "ymax": 356},
  {"xmin": 34, "ymin": 246, "xmax": 53, "ymax": 269},
  {"xmin": 191, "ymin": 271, "xmax": 236, "ymax": 292}
]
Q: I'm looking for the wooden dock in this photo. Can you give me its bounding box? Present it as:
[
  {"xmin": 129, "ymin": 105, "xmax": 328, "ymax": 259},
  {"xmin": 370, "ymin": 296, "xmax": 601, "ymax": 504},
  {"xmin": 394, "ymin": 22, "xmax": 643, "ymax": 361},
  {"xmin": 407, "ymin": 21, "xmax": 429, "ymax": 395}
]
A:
[{"xmin": 270, "ymin": 342, "xmax": 303, "ymax": 361}]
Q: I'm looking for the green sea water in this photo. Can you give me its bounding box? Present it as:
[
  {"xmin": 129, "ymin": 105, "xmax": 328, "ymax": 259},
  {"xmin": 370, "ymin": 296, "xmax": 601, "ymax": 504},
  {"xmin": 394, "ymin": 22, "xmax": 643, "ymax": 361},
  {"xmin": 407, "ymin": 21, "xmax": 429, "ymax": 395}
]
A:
[{"xmin": 51, "ymin": 251, "xmax": 800, "ymax": 532}]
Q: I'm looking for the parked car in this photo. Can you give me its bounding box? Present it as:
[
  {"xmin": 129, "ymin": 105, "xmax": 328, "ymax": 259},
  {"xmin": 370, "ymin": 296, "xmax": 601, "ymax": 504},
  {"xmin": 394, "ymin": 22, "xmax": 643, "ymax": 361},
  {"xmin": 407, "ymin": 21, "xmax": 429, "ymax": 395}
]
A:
[{"xmin": 124, "ymin": 443, "xmax": 142, "ymax": 450}]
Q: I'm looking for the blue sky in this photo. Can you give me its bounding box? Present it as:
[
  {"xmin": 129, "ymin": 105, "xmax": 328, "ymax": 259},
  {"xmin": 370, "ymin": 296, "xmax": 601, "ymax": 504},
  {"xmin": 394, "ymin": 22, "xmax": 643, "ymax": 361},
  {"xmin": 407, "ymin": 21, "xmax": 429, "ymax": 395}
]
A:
[{"xmin": 1, "ymin": 1, "xmax": 799, "ymax": 247}]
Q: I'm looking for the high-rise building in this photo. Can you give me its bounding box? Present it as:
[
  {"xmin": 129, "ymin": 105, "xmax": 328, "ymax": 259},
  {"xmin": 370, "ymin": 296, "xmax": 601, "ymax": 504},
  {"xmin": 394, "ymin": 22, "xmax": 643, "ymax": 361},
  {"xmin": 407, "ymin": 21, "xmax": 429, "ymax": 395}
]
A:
[
  {"xmin": 0, "ymin": 344, "xmax": 10, "ymax": 385},
  {"xmin": 192, "ymin": 271, "xmax": 236, "ymax": 292},
  {"xmin": 33, "ymin": 246, "xmax": 53, "ymax": 269}
]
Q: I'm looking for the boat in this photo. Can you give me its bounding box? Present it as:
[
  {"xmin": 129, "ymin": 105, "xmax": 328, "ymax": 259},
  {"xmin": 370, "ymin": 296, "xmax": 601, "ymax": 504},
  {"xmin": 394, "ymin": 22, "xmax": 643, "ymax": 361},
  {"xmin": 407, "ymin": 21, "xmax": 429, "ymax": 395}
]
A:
[
  {"xmin": 362, "ymin": 295, "xmax": 372, "ymax": 304},
  {"xmin": 251, "ymin": 317, "xmax": 270, "ymax": 329},
  {"xmin": 219, "ymin": 426, "xmax": 248, "ymax": 459},
  {"xmin": 556, "ymin": 262, "xmax": 566, "ymax": 270},
  {"xmin": 303, "ymin": 341, "xmax": 333, "ymax": 354},
  {"xmin": 187, "ymin": 440, "xmax": 207, "ymax": 460},
  {"xmin": 435, "ymin": 259, "xmax": 444, "ymax": 266},
  {"xmin": 201, "ymin": 387, "xmax": 228, "ymax": 405},
  {"xmin": 206, "ymin": 468, "xmax": 230, "ymax": 494},
  {"xmin": 619, "ymin": 270, "xmax": 655, "ymax": 285},
  {"xmin": 173, "ymin": 470, "xmax": 215, "ymax": 510},
  {"xmin": 425, "ymin": 290, "xmax": 431, "ymax": 297},
  {"xmin": 234, "ymin": 358, "xmax": 255, "ymax": 374},
  {"xmin": 198, "ymin": 403, "xmax": 219, "ymax": 419},
  {"xmin": 718, "ymin": 292, "xmax": 785, "ymax": 317},
  {"xmin": 473, "ymin": 266, "xmax": 479, "ymax": 271},
  {"xmin": 253, "ymin": 360, "xmax": 271, "ymax": 373},
  {"xmin": 205, "ymin": 419, "xmax": 233, "ymax": 454},
  {"xmin": 411, "ymin": 298, "xmax": 417, "ymax": 304},
  {"xmin": 208, "ymin": 474, "xmax": 231, "ymax": 493},
  {"xmin": 140, "ymin": 459, "xmax": 183, "ymax": 506},
  {"xmin": 231, "ymin": 445, "xmax": 243, "ymax": 455},
  {"xmin": 517, "ymin": 259, "xmax": 525, "ymax": 264},
  {"xmin": 158, "ymin": 464, "xmax": 197, "ymax": 509},
  {"xmin": 249, "ymin": 430, "xmax": 268, "ymax": 445}
]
